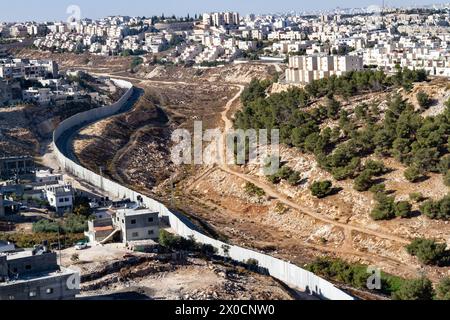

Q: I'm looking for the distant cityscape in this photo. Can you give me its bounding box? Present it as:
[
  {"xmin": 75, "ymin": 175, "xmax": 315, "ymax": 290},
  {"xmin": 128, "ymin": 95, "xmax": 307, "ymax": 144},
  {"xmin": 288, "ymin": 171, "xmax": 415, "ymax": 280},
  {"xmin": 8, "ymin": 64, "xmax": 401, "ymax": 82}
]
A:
[{"xmin": 1, "ymin": 4, "xmax": 450, "ymax": 84}]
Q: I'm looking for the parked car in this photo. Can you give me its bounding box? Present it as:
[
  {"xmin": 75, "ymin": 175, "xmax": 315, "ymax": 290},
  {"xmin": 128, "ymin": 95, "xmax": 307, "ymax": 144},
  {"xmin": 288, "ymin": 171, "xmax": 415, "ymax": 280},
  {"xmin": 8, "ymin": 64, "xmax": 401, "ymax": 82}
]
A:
[{"xmin": 75, "ymin": 242, "xmax": 88, "ymax": 250}]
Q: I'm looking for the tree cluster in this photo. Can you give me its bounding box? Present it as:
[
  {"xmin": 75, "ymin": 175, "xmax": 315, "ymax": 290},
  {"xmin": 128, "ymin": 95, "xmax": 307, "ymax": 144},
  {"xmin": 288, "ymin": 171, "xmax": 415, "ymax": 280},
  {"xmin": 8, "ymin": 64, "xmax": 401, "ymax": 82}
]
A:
[
  {"xmin": 310, "ymin": 181, "xmax": 333, "ymax": 199},
  {"xmin": 406, "ymin": 238, "xmax": 449, "ymax": 265}
]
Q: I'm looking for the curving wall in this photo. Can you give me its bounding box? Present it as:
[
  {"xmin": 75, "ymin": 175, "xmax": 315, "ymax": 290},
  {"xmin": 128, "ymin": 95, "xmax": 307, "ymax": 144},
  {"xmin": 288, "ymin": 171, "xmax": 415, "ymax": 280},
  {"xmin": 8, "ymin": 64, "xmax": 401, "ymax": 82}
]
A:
[{"xmin": 53, "ymin": 79, "xmax": 355, "ymax": 301}]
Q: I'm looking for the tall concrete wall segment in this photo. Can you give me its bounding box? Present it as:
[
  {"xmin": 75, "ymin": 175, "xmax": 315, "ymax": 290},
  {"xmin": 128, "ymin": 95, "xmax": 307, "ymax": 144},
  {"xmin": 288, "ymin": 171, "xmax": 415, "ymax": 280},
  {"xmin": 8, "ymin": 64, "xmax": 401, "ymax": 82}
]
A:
[{"xmin": 53, "ymin": 79, "xmax": 355, "ymax": 300}]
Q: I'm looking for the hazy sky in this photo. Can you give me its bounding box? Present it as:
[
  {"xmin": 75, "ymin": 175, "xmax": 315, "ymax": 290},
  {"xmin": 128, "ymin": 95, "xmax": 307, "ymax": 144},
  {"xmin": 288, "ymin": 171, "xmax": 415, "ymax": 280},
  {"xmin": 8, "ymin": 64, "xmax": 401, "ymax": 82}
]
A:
[{"xmin": 0, "ymin": 0, "xmax": 448, "ymax": 22}]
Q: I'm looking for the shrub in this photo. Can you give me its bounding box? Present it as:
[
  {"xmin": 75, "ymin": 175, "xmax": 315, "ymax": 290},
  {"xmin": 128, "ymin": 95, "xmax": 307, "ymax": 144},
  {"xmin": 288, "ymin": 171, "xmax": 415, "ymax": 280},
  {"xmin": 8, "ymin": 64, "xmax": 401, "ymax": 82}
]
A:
[
  {"xmin": 354, "ymin": 170, "xmax": 374, "ymax": 192},
  {"xmin": 71, "ymin": 253, "xmax": 80, "ymax": 262},
  {"xmin": 416, "ymin": 91, "xmax": 432, "ymax": 109},
  {"xmin": 267, "ymin": 175, "xmax": 281, "ymax": 184},
  {"xmin": 392, "ymin": 277, "xmax": 435, "ymax": 300},
  {"xmin": 395, "ymin": 201, "xmax": 412, "ymax": 218},
  {"xmin": 73, "ymin": 195, "xmax": 92, "ymax": 217},
  {"xmin": 306, "ymin": 257, "xmax": 408, "ymax": 295},
  {"xmin": 32, "ymin": 215, "xmax": 88, "ymax": 234},
  {"xmin": 199, "ymin": 244, "xmax": 218, "ymax": 256},
  {"xmin": 32, "ymin": 220, "xmax": 60, "ymax": 233},
  {"xmin": 409, "ymin": 192, "xmax": 426, "ymax": 203},
  {"xmin": 364, "ymin": 160, "xmax": 387, "ymax": 176},
  {"xmin": 130, "ymin": 56, "xmax": 143, "ymax": 69},
  {"xmin": 244, "ymin": 182, "xmax": 266, "ymax": 198},
  {"xmin": 420, "ymin": 195, "xmax": 450, "ymax": 220},
  {"xmin": 369, "ymin": 183, "xmax": 386, "ymax": 195},
  {"xmin": 159, "ymin": 230, "xmax": 196, "ymax": 251},
  {"xmin": 444, "ymin": 171, "xmax": 450, "ymax": 187},
  {"xmin": 310, "ymin": 181, "xmax": 333, "ymax": 198},
  {"xmin": 404, "ymin": 166, "xmax": 422, "ymax": 183},
  {"xmin": 439, "ymin": 155, "xmax": 450, "ymax": 174},
  {"xmin": 277, "ymin": 166, "xmax": 295, "ymax": 180},
  {"xmin": 0, "ymin": 233, "xmax": 85, "ymax": 249},
  {"xmin": 287, "ymin": 171, "xmax": 302, "ymax": 186},
  {"xmin": 245, "ymin": 258, "xmax": 259, "ymax": 267},
  {"xmin": 274, "ymin": 203, "xmax": 288, "ymax": 215},
  {"xmin": 406, "ymin": 238, "xmax": 447, "ymax": 265},
  {"xmin": 158, "ymin": 230, "xmax": 218, "ymax": 256},
  {"xmin": 370, "ymin": 195, "xmax": 396, "ymax": 220},
  {"xmin": 437, "ymin": 277, "xmax": 450, "ymax": 300}
]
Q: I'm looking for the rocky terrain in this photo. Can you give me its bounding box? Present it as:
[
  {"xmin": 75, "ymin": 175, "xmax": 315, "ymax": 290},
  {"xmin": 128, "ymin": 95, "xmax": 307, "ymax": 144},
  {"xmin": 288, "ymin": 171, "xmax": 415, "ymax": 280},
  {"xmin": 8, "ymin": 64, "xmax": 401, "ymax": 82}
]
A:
[
  {"xmin": 137, "ymin": 62, "xmax": 278, "ymax": 84},
  {"xmin": 74, "ymin": 81, "xmax": 238, "ymax": 191},
  {"xmin": 16, "ymin": 48, "xmax": 133, "ymax": 73},
  {"xmin": 0, "ymin": 104, "xmax": 40, "ymax": 157},
  {"xmin": 62, "ymin": 244, "xmax": 295, "ymax": 300}
]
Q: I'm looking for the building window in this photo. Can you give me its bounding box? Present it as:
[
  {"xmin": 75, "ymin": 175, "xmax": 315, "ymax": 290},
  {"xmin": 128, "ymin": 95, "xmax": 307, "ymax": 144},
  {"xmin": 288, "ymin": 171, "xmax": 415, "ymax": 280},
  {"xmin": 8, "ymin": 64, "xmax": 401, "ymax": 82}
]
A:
[
  {"xmin": 148, "ymin": 230, "xmax": 154, "ymax": 235},
  {"xmin": 132, "ymin": 232, "xmax": 139, "ymax": 238},
  {"xmin": 46, "ymin": 288, "xmax": 54, "ymax": 294},
  {"xmin": 148, "ymin": 218, "xmax": 154, "ymax": 223},
  {"xmin": 131, "ymin": 219, "xmax": 137, "ymax": 225},
  {"xmin": 29, "ymin": 291, "xmax": 37, "ymax": 298},
  {"xmin": 25, "ymin": 265, "xmax": 32, "ymax": 270}
]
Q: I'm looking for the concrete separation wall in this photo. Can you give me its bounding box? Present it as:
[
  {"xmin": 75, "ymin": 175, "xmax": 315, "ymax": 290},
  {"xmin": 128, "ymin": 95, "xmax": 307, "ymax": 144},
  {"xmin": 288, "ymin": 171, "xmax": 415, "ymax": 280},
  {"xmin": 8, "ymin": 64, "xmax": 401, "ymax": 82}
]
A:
[{"xmin": 53, "ymin": 79, "xmax": 355, "ymax": 300}]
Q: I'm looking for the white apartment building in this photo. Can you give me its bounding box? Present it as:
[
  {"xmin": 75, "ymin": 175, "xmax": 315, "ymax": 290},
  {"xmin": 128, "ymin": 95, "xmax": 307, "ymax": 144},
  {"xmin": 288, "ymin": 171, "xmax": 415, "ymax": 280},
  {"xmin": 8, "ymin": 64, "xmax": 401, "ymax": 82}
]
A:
[
  {"xmin": 176, "ymin": 45, "xmax": 203, "ymax": 63},
  {"xmin": 238, "ymin": 40, "xmax": 257, "ymax": 51},
  {"xmin": 44, "ymin": 184, "xmax": 74, "ymax": 215},
  {"xmin": 203, "ymin": 12, "xmax": 240, "ymax": 27},
  {"xmin": 286, "ymin": 54, "xmax": 363, "ymax": 84},
  {"xmin": 196, "ymin": 46, "xmax": 225, "ymax": 63}
]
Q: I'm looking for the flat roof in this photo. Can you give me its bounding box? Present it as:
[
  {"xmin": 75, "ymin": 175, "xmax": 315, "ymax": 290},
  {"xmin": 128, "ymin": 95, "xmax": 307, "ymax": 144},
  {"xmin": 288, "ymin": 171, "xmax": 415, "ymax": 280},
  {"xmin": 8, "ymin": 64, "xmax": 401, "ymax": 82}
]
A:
[
  {"xmin": 0, "ymin": 156, "xmax": 33, "ymax": 161},
  {"xmin": 36, "ymin": 170, "xmax": 62, "ymax": 178},
  {"xmin": 118, "ymin": 208, "xmax": 158, "ymax": 217},
  {"xmin": 0, "ymin": 267, "xmax": 77, "ymax": 287},
  {"xmin": 3, "ymin": 250, "xmax": 34, "ymax": 261}
]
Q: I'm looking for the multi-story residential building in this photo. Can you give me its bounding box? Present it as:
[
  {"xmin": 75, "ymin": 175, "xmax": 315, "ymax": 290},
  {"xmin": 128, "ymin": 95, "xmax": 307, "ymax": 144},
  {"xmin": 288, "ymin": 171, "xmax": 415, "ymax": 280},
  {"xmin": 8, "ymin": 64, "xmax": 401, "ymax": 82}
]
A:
[
  {"xmin": 0, "ymin": 59, "xmax": 58, "ymax": 80},
  {"xmin": 9, "ymin": 25, "xmax": 28, "ymax": 38},
  {"xmin": 86, "ymin": 206, "xmax": 160, "ymax": 245},
  {"xmin": 113, "ymin": 208, "xmax": 159, "ymax": 243},
  {"xmin": 176, "ymin": 45, "xmax": 203, "ymax": 63},
  {"xmin": 203, "ymin": 12, "xmax": 240, "ymax": 27},
  {"xmin": 285, "ymin": 54, "xmax": 363, "ymax": 84},
  {"xmin": 44, "ymin": 184, "xmax": 74, "ymax": 215},
  {"xmin": 0, "ymin": 247, "xmax": 79, "ymax": 300}
]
